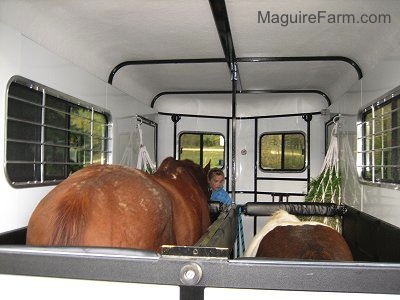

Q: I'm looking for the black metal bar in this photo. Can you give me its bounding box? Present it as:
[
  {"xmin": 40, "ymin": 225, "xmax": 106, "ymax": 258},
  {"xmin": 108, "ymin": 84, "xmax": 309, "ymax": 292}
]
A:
[
  {"xmin": 231, "ymin": 64, "xmax": 237, "ymax": 204},
  {"xmin": 171, "ymin": 114, "xmax": 181, "ymax": 159},
  {"xmin": 159, "ymin": 111, "xmax": 229, "ymax": 120},
  {"xmin": 208, "ymin": 0, "xmax": 239, "ymax": 203},
  {"xmin": 1, "ymin": 246, "xmax": 400, "ymax": 294},
  {"xmin": 302, "ymin": 114, "xmax": 313, "ymax": 191},
  {"xmin": 173, "ymin": 122, "xmax": 177, "ymax": 159},
  {"xmin": 151, "ymin": 89, "xmax": 331, "ymax": 108},
  {"xmin": 200, "ymin": 133, "xmax": 204, "ymax": 167},
  {"xmin": 237, "ymin": 56, "xmax": 363, "ymax": 79},
  {"xmin": 226, "ymin": 118, "xmax": 230, "ymax": 191},
  {"xmin": 180, "ymin": 286, "xmax": 204, "ymax": 300},
  {"xmin": 257, "ymin": 177, "xmax": 307, "ymax": 181},
  {"xmin": 253, "ymin": 118, "xmax": 258, "ymax": 236},
  {"xmin": 234, "ymin": 190, "xmax": 306, "ymax": 197},
  {"xmin": 108, "ymin": 58, "xmax": 226, "ymax": 84},
  {"xmin": 208, "ymin": 0, "xmax": 236, "ymax": 67},
  {"xmin": 158, "ymin": 111, "xmax": 322, "ymax": 120},
  {"xmin": 242, "ymin": 89, "xmax": 331, "ymax": 106},
  {"xmin": 281, "ymin": 134, "xmax": 286, "ymax": 169},
  {"xmin": 108, "ymin": 57, "xmax": 361, "ymax": 89}
]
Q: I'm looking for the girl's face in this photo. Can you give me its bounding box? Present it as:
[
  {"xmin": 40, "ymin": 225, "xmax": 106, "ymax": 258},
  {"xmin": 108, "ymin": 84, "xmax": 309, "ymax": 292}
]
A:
[{"xmin": 208, "ymin": 174, "xmax": 225, "ymax": 191}]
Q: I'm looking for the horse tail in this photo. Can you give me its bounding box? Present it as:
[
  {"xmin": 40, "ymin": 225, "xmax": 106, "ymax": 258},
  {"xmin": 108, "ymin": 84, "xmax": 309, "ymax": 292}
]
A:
[{"xmin": 50, "ymin": 194, "xmax": 88, "ymax": 246}]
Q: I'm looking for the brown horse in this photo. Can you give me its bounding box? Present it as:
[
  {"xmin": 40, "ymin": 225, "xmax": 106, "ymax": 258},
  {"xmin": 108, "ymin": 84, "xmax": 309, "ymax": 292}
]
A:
[
  {"xmin": 244, "ymin": 209, "xmax": 353, "ymax": 261},
  {"xmin": 26, "ymin": 157, "xmax": 211, "ymax": 252}
]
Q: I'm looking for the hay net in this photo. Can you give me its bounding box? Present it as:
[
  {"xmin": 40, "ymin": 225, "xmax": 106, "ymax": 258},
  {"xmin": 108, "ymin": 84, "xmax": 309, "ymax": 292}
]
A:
[{"xmin": 305, "ymin": 117, "xmax": 341, "ymax": 231}]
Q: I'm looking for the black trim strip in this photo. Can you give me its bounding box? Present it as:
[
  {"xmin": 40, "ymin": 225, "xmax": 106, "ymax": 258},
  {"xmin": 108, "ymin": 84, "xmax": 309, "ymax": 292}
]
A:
[
  {"xmin": 237, "ymin": 56, "xmax": 363, "ymax": 79},
  {"xmin": 151, "ymin": 89, "xmax": 331, "ymax": 108}
]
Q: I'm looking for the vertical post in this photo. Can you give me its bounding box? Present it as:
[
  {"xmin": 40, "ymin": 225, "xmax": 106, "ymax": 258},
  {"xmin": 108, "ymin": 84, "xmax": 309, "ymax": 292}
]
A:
[
  {"xmin": 171, "ymin": 114, "xmax": 181, "ymax": 159},
  {"xmin": 253, "ymin": 118, "xmax": 258, "ymax": 235},
  {"xmin": 231, "ymin": 63, "xmax": 238, "ymax": 205},
  {"xmin": 302, "ymin": 113, "xmax": 313, "ymax": 191}
]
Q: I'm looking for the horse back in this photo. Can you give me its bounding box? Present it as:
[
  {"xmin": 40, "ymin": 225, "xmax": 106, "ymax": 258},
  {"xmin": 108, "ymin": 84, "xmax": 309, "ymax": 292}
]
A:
[
  {"xmin": 27, "ymin": 164, "xmax": 176, "ymax": 250},
  {"xmin": 153, "ymin": 158, "xmax": 210, "ymax": 245},
  {"xmin": 256, "ymin": 224, "xmax": 353, "ymax": 261}
]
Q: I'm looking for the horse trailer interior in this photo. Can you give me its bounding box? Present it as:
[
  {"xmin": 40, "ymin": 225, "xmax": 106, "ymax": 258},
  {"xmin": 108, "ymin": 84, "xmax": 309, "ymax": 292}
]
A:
[{"xmin": 1, "ymin": 1, "xmax": 400, "ymax": 299}]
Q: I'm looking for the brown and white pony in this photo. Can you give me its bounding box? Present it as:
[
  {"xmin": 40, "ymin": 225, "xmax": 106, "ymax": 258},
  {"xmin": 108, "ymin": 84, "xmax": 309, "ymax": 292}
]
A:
[
  {"xmin": 26, "ymin": 157, "xmax": 211, "ymax": 252},
  {"xmin": 244, "ymin": 209, "xmax": 353, "ymax": 261}
]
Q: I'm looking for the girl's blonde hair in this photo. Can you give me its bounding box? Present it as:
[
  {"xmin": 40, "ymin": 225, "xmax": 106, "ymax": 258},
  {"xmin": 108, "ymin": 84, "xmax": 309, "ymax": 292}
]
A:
[{"xmin": 208, "ymin": 168, "xmax": 225, "ymax": 180}]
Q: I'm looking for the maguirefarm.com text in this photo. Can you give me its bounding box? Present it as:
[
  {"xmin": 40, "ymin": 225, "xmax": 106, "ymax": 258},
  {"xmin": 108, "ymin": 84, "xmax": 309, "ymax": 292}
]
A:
[{"xmin": 258, "ymin": 11, "xmax": 391, "ymax": 27}]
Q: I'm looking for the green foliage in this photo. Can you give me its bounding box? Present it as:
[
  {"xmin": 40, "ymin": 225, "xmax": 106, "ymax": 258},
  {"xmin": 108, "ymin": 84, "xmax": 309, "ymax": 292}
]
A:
[
  {"xmin": 305, "ymin": 168, "xmax": 341, "ymax": 204},
  {"xmin": 303, "ymin": 167, "xmax": 342, "ymax": 229}
]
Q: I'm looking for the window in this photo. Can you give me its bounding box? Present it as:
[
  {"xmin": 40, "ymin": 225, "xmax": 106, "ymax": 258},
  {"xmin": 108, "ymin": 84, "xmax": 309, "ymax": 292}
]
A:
[
  {"xmin": 260, "ymin": 132, "xmax": 305, "ymax": 171},
  {"xmin": 6, "ymin": 76, "xmax": 111, "ymax": 187},
  {"xmin": 358, "ymin": 90, "xmax": 400, "ymax": 186},
  {"xmin": 179, "ymin": 132, "xmax": 224, "ymax": 168}
]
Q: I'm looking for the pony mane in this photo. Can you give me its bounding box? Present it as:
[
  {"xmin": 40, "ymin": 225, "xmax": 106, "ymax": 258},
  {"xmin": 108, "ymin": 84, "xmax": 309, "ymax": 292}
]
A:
[
  {"xmin": 270, "ymin": 209, "xmax": 300, "ymax": 224},
  {"xmin": 244, "ymin": 209, "xmax": 300, "ymax": 257}
]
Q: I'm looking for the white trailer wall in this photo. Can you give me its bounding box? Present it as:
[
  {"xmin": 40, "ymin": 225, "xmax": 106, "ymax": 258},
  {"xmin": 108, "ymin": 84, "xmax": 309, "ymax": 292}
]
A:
[
  {"xmin": 0, "ymin": 22, "xmax": 156, "ymax": 233},
  {"xmin": 330, "ymin": 46, "xmax": 400, "ymax": 228}
]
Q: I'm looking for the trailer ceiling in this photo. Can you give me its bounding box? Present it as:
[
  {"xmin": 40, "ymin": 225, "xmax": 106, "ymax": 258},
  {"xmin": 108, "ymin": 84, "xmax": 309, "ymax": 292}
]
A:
[{"xmin": 1, "ymin": 0, "xmax": 400, "ymax": 108}]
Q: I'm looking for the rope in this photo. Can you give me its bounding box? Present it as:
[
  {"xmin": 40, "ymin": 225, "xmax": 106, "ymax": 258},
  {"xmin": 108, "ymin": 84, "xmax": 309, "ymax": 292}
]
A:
[
  {"xmin": 236, "ymin": 206, "xmax": 246, "ymax": 257},
  {"xmin": 120, "ymin": 130, "xmax": 135, "ymax": 167},
  {"xmin": 136, "ymin": 122, "xmax": 156, "ymax": 173}
]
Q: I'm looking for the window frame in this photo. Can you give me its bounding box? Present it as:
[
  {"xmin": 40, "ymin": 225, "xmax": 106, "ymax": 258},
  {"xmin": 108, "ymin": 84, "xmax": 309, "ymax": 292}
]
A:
[
  {"xmin": 357, "ymin": 86, "xmax": 400, "ymax": 189},
  {"xmin": 259, "ymin": 131, "xmax": 306, "ymax": 172},
  {"xmin": 5, "ymin": 76, "xmax": 112, "ymax": 188},
  {"xmin": 178, "ymin": 131, "xmax": 225, "ymax": 169}
]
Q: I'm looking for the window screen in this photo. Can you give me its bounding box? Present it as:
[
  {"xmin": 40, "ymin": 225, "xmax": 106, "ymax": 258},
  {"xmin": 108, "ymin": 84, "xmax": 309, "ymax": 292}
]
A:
[
  {"xmin": 358, "ymin": 91, "xmax": 400, "ymax": 185},
  {"xmin": 6, "ymin": 77, "xmax": 111, "ymax": 187}
]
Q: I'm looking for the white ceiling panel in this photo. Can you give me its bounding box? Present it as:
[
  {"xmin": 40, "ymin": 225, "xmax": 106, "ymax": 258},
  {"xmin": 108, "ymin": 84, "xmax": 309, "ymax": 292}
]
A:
[
  {"xmin": 226, "ymin": 0, "xmax": 400, "ymax": 63},
  {"xmin": 2, "ymin": 0, "xmax": 400, "ymax": 107},
  {"xmin": 0, "ymin": 0, "xmax": 225, "ymax": 84},
  {"xmin": 238, "ymin": 60, "xmax": 359, "ymax": 101}
]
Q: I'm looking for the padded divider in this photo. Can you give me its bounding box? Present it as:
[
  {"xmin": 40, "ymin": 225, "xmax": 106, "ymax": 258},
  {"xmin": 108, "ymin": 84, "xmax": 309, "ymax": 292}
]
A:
[
  {"xmin": 377, "ymin": 221, "xmax": 400, "ymax": 262},
  {"xmin": 196, "ymin": 206, "xmax": 237, "ymax": 251},
  {"xmin": 0, "ymin": 227, "xmax": 27, "ymax": 245},
  {"xmin": 242, "ymin": 202, "xmax": 345, "ymax": 216},
  {"xmin": 343, "ymin": 206, "xmax": 400, "ymax": 262}
]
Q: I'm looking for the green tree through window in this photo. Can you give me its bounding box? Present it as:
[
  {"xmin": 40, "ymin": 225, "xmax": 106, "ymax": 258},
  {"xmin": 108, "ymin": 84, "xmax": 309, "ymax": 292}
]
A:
[
  {"xmin": 179, "ymin": 132, "xmax": 225, "ymax": 168},
  {"xmin": 260, "ymin": 132, "xmax": 305, "ymax": 171}
]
